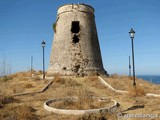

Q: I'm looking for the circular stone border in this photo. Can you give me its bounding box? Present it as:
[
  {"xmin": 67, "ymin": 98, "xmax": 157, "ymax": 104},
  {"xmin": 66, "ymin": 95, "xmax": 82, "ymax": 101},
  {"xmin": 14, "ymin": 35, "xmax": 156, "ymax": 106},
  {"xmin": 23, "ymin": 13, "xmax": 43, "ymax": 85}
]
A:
[{"xmin": 44, "ymin": 97, "xmax": 119, "ymax": 115}]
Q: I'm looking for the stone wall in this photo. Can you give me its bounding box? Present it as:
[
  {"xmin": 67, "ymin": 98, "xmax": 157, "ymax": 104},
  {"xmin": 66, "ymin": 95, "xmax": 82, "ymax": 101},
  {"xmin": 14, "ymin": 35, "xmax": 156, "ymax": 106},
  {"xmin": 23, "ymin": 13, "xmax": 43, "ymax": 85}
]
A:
[{"xmin": 47, "ymin": 4, "xmax": 107, "ymax": 76}]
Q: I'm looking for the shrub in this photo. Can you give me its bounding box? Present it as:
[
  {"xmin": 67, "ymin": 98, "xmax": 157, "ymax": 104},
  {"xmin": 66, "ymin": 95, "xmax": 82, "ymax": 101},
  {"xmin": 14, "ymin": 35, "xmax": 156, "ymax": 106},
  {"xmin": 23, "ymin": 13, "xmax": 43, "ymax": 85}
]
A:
[
  {"xmin": 53, "ymin": 22, "xmax": 57, "ymax": 33},
  {"xmin": 53, "ymin": 86, "xmax": 95, "ymax": 110},
  {"xmin": 54, "ymin": 75, "xmax": 65, "ymax": 84},
  {"xmin": 25, "ymin": 83, "xmax": 34, "ymax": 88},
  {"xmin": 13, "ymin": 105, "xmax": 39, "ymax": 120},
  {"xmin": 80, "ymin": 111, "xmax": 117, "ymax": 120},
  {"xmin": 129, "ymin": 86, "xmax": 145, "ymax": 97},
  {"xmin": 0, "ymin": 101, "xmax": 3, "ymax": 109},
  {"xmin": 0, "ymin": 96, "xmax": 15, "ymax": 104},
  {"xmin": 75, "ymin": 86, "xmax": 94, "ymax": 109},
  {"xmin": 0, "ymin": 105, "xmax": 39, "ymax": 120}
]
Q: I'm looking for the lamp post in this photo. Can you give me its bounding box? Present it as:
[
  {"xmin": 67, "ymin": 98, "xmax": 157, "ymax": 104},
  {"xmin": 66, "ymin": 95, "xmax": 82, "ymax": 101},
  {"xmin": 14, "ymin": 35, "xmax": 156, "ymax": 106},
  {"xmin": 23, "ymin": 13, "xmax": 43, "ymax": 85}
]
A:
[
  {"xmin": 129, "ymin": 28, "xmax": 136, "ymax": 86},
  {"xmin": 129, "ymin": 56, "xmax": 131, "ymax": 76},
  {"xmin": 41, "ymin": 41, "xmax": 46, "ymax": 80}
]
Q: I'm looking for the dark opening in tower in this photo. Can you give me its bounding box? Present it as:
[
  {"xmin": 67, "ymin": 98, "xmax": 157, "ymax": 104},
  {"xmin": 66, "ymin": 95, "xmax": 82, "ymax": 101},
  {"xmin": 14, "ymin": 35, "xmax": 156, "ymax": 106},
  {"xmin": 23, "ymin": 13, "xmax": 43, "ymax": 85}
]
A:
[
  {"xmin": 71, "ymin": 21, "xmax": 80, "ymax": 33},
  {"xmin": 72, "ymin": 35, "xmax": 79, "ymax": 44}
]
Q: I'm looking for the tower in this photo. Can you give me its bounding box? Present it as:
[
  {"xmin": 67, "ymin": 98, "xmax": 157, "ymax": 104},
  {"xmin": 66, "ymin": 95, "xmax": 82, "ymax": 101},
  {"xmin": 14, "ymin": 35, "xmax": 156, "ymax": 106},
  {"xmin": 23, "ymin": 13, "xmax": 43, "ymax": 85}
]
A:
[{"xmin": 47, "ymin": 4, "xmax": 107, "ymax": 76}]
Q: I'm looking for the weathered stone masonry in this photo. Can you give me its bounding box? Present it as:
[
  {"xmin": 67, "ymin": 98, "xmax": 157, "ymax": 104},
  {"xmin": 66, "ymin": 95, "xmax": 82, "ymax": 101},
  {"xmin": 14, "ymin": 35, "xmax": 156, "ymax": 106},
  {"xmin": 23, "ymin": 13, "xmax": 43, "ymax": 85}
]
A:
[{"xmin": 47, "ymin": 4, "xmax": 107, "ymax": 76}]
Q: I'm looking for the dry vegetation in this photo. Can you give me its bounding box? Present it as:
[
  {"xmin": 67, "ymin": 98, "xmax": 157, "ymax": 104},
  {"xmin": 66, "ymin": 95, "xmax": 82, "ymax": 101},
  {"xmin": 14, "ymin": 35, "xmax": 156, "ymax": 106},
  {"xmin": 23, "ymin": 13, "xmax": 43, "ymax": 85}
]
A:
[
  {"xmin": 105, "ymin": 74, "xmax": 160, "ymax": 94},
  {"xmin": 0, "ymin": 72, "xmax": 160, "ymax": 120},
  {"xmin": 51, "ymin": 77, "xmax": 114, "ymax": 110},
  {"xmin": 0, "ymin": 71, "xmax": 47, "ymax": 96}
]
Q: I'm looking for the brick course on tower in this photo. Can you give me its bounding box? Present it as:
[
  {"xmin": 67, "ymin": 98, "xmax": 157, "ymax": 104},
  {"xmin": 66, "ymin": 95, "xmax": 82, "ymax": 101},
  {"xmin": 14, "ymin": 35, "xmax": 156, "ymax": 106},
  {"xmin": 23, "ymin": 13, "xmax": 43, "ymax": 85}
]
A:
[{"xmin": 47, "ymin": 4, "xmax": 107, "ymax": 76}]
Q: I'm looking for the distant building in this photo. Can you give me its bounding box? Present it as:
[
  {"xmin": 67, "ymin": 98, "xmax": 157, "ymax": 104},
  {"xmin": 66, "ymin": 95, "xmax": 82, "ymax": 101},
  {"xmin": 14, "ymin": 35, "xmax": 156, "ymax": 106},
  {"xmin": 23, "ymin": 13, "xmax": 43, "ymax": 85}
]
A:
[{"xmin": 47, "ymin": 4, "xmax": 107, "ymax": 76}]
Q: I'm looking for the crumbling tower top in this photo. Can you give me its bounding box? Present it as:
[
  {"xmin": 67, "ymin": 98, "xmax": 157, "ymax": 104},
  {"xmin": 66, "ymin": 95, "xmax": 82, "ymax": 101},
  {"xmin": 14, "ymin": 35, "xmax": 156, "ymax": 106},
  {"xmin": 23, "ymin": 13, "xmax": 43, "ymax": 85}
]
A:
[{"xmin": 57, "ymin": 4, "xmax": 95, "ymax": 15}]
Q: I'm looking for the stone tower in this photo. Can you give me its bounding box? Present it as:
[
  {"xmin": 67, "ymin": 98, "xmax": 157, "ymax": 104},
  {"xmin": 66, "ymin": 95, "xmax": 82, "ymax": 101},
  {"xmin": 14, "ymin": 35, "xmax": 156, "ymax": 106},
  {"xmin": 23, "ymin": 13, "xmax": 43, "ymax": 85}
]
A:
[{"xmin": 47, "ymin": 4, "xmax": 107, "ymax": 76}]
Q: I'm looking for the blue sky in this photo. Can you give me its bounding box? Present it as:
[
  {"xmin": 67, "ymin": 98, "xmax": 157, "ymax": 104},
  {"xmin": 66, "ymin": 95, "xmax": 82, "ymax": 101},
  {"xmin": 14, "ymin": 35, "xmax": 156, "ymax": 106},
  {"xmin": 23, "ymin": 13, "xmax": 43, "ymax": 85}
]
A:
[{"xmin": 0, "ymin": 0, "xmax": 160, "ymax": 75}]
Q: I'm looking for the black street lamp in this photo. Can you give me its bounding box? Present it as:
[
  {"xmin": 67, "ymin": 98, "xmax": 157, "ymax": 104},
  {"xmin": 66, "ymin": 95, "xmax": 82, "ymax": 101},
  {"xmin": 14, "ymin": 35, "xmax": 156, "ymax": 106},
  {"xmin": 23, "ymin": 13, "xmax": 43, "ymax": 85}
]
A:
[
  {"xmin": 129, "ymin": 28, "xmax": 136, "ymax": 86},
  {"xmin": 129, "ymin": 56, "xmax": 131, "ymax": 76},
  {"xmin": 41, "ymin": 41, "xmax": 46, "ymax": 80}
]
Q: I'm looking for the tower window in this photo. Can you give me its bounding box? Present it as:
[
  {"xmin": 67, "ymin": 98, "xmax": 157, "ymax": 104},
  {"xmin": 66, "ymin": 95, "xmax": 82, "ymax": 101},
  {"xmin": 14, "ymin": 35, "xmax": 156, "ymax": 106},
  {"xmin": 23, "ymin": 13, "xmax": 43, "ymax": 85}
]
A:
[
  {"xmin": 71, "ymin": 21, "xmax": 80, "ymax": 33},
  {"xmin": 72, "ymin": 35, "xmax": 79, "ymax": 44}
]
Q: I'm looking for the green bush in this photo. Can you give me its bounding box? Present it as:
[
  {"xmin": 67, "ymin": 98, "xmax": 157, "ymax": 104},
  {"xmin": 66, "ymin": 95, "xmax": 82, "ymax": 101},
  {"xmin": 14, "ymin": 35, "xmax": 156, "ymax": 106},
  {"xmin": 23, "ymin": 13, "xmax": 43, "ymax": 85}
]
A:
[{"xmin": 53, "ymin": 22, "xmax": 57, "ymax": 33}]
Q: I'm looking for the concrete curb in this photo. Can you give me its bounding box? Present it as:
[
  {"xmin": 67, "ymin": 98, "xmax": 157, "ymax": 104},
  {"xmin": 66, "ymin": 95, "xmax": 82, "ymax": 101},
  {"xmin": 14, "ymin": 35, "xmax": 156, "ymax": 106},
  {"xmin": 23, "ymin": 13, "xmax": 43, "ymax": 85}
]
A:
[
  {"xmin": 44, "ymin": 97, "xmax": 118, "ymax": 115},
  {"xmin": 98, "ymin": 76, "xmax": 160, "ymax": 97},
  {"xmin": 146, "ymin": 93, "xmax": 160, "ymax": 97},
  {"xmin": 98, "ymin": 76, "xmax": 128, "ymax": 94},
  {"xmin": 12, "ymin": 80, "xmax": 53, "ymax": 96}
]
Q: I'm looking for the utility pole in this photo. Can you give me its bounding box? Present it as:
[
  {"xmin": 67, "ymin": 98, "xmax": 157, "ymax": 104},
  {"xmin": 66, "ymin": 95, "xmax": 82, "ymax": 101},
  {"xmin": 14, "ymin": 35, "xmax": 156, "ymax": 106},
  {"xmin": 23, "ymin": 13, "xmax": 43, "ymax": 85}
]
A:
[{"xmin": 31, "ymin": 56, "xmax": 33, "ymax": 76}]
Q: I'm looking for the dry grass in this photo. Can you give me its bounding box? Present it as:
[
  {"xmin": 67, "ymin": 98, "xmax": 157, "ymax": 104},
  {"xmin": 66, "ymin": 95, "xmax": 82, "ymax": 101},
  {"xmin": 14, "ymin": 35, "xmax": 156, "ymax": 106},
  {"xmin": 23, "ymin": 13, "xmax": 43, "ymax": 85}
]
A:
[
  {"xmin": 13, "ymin": 105, "xmax": 38, "ymax": 120},
  {"xmin": 104, "ymin": 74, "xmax": 160, "ymax": 94},
  {"xmin": 104, "ymin": 74, "xmax": 132, "ymax": 90},
  {"xmin": 52, "ymin": 85, "xmax": 114, "ymax": 110},
  {"xmin": 0, "ymin": 104, "xmax": 39, "ymax": 120},
  {"xmin": 0, "ymin": 71, "xmax": 48, "ymax": 96},
  {"xmin": 0, "ymin": 76, "xmax": 13, "ymax": 82},
  {"xmin": 85, "ymin": 76, "xmax": 106, "ymax": 89},
  {"xmin": 0, "ymin": 72, "xmax": 160, "ymax": 120},
  {"xmin": 25, "ymin": 83, "xmax": 34, "ymax": 88},
  {"xmin": 0, "ymin": 96, "xmax": 15, "ymax": 105},
  {"xmin": 33, "ymin": 76, "xmax": 41, "ymax": 81},
  {"xmin": 128, "ymin": 85, "xmax": 146, "ymax": 97},
  {"xmin": 11, "ymin": 71, "xmax": 31, "ymax": 79},
  {"xmin": 53, "ymin": 75, "xmax": 65, "ymax": 84}
]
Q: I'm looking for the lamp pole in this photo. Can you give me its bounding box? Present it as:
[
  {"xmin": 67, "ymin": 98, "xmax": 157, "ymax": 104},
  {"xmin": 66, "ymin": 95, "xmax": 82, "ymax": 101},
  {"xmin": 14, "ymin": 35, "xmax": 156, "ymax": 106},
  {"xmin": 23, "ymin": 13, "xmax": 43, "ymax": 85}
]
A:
[
  {"xmin": 129, "ymin": 28, "xmax": 136, "ymax": 86},
  {"xmin": 41, "ymin": 41, "xmax": 46, "ymax": 80},
  {"xmin": 129, "ymin": 56, "xmax": 131, "ymax": 76}
]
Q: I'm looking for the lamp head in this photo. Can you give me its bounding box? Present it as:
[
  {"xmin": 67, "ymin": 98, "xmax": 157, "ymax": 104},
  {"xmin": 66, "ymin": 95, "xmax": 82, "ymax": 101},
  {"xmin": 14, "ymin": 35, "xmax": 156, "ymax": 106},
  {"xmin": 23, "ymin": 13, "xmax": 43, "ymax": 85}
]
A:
[
  {"xmin": 41, "ymin": 41, "xmax": 46, "ymax": 47},
  {"xmin": 129, "ymin": 28, "xmax": 135, "ymax": 39}
]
